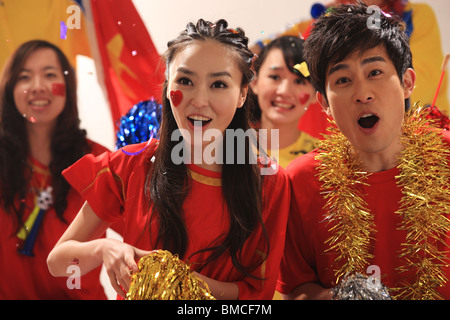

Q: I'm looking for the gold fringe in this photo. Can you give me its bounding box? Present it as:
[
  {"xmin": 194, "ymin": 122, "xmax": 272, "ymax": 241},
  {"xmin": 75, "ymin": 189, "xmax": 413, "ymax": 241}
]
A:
[
  {"xmin": 126, "ymin": 250, "xmax": 215, "ymax": 300},
  {"xmin": 395, "ymin": 105, "xmax": 450, "ymax": 300},
  {"xmin": 317, "ymin": 105, "xmax": 450, "ymax": 299},
  {"xmin": 317, "ymin": 127, "xmax": 375, "ymax": 285}
]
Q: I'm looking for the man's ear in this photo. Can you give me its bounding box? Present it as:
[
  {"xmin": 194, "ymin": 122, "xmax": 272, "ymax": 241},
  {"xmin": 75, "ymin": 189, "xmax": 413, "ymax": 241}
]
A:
[
  {"xmin": 402, "ymin": 68, "xmax": 416, "ymax": 100},
  {"xmin": 316, "ymin": 91, "xmax": 331, "ymax": 116}
]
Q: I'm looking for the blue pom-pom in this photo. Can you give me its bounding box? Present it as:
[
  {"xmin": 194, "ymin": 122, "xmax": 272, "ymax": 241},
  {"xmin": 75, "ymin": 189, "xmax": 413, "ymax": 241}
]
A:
[
  {"xmin": 115, "ymin": 98, "xmax": 162, "ymax": 150},
  {"xmin": 311, "ymin": 3, "xmax": 327, "ymax": 19}
]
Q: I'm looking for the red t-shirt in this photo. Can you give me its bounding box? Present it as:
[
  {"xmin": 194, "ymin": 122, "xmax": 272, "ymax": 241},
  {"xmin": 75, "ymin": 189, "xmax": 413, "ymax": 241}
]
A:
[
  {"xmin": 0, "ymin": 141, "xmax": 110, "ymax": 299},
  {"xmin": 62, "ymin": 139, "xmax": 290, "ymax": 300},
  {"xmin": 277, "ymin": 130, "xmax": 450, "ymax": 299}
]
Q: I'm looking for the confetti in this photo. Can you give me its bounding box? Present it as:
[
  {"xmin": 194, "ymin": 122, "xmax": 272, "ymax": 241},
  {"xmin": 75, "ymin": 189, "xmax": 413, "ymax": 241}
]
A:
[{"xmin": 60, "ymin": 21, "xmax": 68, "ymax": 39}]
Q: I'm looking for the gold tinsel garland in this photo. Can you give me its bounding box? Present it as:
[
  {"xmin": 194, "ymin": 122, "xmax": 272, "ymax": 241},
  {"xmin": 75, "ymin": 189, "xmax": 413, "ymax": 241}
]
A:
[
  {"xmin": 317, "ymin": 105, "xmax": 450, "ymax": 300},
  {"xmin": 317, "ymin": 126, "xmax": 375, "ymax": 285},
  {"xmin": 126, "ymin": 250, "xmax": 215, "ymax": 300}
]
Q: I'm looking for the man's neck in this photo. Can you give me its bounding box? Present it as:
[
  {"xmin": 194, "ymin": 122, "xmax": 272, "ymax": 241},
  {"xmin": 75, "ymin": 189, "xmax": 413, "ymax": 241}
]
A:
[{"xmin": 356, "ymin": 142, "xmax": 403, "ymax": 173}]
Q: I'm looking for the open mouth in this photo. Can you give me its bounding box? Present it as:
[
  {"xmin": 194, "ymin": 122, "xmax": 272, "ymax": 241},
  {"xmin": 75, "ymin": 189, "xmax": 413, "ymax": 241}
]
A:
[
  {"xmin": 358, "ymin": 113, "xmax": 379, "ymax": 129},
  {"xmin": 188, "ymin": 115, "xmax": 212, "ymax": 127},
  {"xmin": 271, "ymin": 101, "xmax": 294, "ymax": 110}
]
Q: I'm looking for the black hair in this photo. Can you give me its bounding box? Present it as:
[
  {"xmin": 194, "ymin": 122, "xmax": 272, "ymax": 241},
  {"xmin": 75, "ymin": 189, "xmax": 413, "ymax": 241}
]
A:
[{"xmin": 304, "ymin": 1, "xmax": 412, "ymax": 103}]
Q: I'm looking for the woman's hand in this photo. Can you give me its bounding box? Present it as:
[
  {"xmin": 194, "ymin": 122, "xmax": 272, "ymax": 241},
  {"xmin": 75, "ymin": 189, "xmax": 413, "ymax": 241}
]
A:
[{"xmin": 100, "ymin": 239, "xmax": 151, "ymax": 298}]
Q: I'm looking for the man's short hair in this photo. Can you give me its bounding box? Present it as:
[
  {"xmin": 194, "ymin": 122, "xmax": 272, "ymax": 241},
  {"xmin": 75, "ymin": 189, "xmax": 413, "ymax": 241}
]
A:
[{"xmin": 304, "ymin": 1, "xmax": 412, "ymax": 99}]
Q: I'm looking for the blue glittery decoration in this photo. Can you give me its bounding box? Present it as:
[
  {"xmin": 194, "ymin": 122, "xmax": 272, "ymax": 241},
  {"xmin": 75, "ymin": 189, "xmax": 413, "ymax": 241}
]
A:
[{"xmin": 115, "ymin": 98, "xmax": 162, "ymax": 151}]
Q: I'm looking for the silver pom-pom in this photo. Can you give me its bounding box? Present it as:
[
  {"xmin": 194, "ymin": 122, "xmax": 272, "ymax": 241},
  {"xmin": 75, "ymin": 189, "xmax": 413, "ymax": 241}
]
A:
[{"xmin": 331, "ymin": 273, "xmax": 392, "ymax": 300}]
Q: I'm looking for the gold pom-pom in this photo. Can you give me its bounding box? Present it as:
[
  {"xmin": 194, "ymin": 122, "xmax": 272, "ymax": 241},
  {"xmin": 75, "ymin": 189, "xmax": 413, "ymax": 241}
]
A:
[{"xmin": 126, "ymin": 250, "xmax": 215, "ymax": 300}]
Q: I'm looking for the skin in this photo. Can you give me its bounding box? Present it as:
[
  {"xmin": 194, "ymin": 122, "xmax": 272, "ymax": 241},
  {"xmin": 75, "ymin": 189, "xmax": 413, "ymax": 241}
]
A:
[
  {"xmin": 47, "ymin": 39, "xmax": 249, "ymax": 300},
  {"xmin": 285, "ymin": 45, "xmax": 415, "ymax": 300},
  {"xmin": 317, "ymin": 46, "xmax": 415, "ymax": 173},
  {"xmin": 250, "ymin": 48, "xmax": 315, "ymax": 149},
  {"xmin": 13, "ymin": 48, "xmax": 66, "ymax": 166}
]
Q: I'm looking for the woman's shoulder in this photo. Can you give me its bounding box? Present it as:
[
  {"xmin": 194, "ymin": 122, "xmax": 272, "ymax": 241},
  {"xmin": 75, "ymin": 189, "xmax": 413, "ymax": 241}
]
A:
[
  {"xmin": 67, "ymin": 139, "xmax": 159, "ymax": 178},
  {"xmin": 86, "ymin": 139, "xmax": 110, "ymax": 156}
]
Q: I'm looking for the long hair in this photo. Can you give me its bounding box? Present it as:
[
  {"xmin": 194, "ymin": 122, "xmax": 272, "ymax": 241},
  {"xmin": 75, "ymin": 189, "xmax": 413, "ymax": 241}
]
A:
[
  {"xmin": 145, "ymin": 19, "xmax": 268, "ymax": 277},
  {"xmin": 0, "ymin": 40, "xmax": 90, "ymax": 230}
]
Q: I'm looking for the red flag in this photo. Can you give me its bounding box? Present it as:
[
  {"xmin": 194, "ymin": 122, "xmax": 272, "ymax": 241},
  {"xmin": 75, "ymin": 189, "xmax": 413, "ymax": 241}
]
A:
[{"xmin": 84, "ymin": 0, "xmax": 164, "ymax": 128}]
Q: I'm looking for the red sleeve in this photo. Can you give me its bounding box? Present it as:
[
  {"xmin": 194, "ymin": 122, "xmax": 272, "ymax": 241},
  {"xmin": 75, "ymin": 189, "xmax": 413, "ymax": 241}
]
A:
[
  {"xmin": 62, "ymin": 140, "xmax": 157, "ymax": 223},
  {"xmin": 276, "ymin": 151, "xmax": 323, "ymax": 294},
  {"xmin": 87, "ymin": 139, "xmax": 111, "ymax": 156},
  {"xmin": 236, "ymin": 164, "xmax": 291, "ymax": 300}
]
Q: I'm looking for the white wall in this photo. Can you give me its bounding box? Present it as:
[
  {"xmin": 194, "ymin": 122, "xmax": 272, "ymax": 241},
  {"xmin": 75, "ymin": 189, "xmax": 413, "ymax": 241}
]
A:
[{"xmin": 78, "ymin": 0, "xmax": 450, "ymax": 151}]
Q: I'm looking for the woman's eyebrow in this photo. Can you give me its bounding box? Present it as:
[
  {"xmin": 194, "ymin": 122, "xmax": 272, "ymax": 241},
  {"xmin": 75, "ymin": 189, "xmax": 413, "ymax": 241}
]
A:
[{"xmin": 176, "ymin": 67, "xmax": 231, "ymax": 78}]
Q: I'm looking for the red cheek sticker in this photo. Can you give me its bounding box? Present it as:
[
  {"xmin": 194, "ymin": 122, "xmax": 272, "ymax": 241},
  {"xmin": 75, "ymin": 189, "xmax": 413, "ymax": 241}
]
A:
[
  {"xmin": 170, "ymin": 90, "xmax": 183, "ymax": 107},
  {"xmin": 299, "ymin": 93, "xmax": 310, "ymax": 105},
  {"xmin": 52, "ymin": 83, "xmax": 65, "ymax": 96}
]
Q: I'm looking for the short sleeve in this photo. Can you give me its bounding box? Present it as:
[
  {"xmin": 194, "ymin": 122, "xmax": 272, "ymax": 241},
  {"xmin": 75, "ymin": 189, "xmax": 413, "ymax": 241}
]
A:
[
  {"xmin": 62, "ymin": 140, "xmax": 157, "ymax": 223},
  {"xmin": 276, "ymin": 152, "xmax": 322, "ymax": 294}
]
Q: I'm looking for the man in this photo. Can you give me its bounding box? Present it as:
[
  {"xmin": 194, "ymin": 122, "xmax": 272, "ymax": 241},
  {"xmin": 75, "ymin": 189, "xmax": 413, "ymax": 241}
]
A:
[{"xmin": 277, "ymin": 2, "xmax": 450, "ymax": 300}]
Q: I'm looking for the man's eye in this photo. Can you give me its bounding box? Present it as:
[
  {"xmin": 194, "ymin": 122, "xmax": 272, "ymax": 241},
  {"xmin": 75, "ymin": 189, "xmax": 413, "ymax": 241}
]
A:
[
  {"xmin": 369, "ymin": 69, "xmax": 382, "ymax": 77},
  {"xmin": 336, "ymin": 77, "xmax": 350, "ymax": 85}
]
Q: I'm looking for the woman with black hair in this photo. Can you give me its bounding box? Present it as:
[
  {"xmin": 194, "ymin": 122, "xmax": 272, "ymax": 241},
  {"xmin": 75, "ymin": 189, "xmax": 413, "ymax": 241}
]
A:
[
  {"xmin": 47, "ymin": 19, "xmax": 290, "ymax": 300},
  {"xmin": 0, "ymin": 40, "xmax": 110, "ymax": 299},
  {"xmin": 250, "ymin": 36, "xmax": 319, "ymax": 168}
]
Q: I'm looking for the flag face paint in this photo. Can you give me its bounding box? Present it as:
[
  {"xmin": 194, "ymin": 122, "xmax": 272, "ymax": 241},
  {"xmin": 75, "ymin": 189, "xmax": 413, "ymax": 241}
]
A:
[
  {"xmin": 52, "ymin": 83, "xmax": 65, "ymax": 96},
  {"xmin": 170, "ymin": 90, "xmax": 183, "ymax": 107}
]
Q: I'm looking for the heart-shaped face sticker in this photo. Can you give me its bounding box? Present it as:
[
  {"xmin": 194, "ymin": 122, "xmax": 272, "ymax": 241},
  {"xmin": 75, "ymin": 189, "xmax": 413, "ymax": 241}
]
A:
[
  {"xmin": 170, "ymin": 90, "xmax": 183, "ymax": 107},
  {"xmin": 299, "ymin": 93, "xmax": 310, "ymax": 105}
]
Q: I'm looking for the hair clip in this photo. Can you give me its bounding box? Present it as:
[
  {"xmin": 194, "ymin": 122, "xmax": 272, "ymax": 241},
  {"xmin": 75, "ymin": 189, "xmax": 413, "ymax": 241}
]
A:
[
  {"xmin": 324, "ymin": 7, "xmax": 335, "ymax": 17},
  {"xmin": 293, "ymin": 62, "xmax": 310, "ymax": 78},
  {"xmin": 228, "ymin": 28, "xmax": 239, "ymax": 34}
]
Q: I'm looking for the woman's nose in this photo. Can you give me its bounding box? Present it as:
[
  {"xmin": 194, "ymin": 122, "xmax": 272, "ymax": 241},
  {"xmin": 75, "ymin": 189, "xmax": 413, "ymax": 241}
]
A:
[
  {"xmin": 190, "ymin": 86, "xmax": 209, "ymax": 108},
  {"xmin": 30, "ymin": 76, "xmax": 46, "ymax": 93}
]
